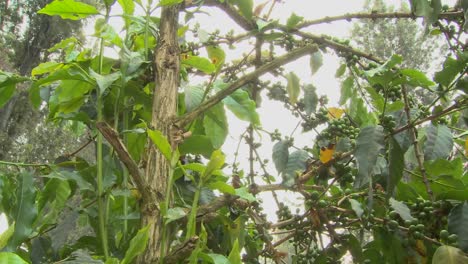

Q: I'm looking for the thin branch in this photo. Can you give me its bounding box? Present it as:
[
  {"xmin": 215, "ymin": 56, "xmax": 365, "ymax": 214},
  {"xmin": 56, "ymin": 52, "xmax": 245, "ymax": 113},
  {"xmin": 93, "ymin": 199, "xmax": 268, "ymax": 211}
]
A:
[
  {"xmin": 401, "ymin": 85, "xmax": 433, "ymax": 200},
  {"xmin": 95, "ymin": 122, "xmax": 149, "ymax": 200},
  {"xmin": 297, "ymin": 11, "xmax": 464, "ymax": 29},
  {"xmin": 164, "ymin": 236, "xmax": 199, "ymax": 264},
  {"xmin": 175, "ymin": 44, "xmax": 319, "ymax": 127}
]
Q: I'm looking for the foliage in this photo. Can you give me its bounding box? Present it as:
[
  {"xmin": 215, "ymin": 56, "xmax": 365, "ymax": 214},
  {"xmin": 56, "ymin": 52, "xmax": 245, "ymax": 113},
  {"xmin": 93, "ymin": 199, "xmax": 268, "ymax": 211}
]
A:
[{"xmin": 0, "ymin": 0, "xmax": 467, "ymax": 264}]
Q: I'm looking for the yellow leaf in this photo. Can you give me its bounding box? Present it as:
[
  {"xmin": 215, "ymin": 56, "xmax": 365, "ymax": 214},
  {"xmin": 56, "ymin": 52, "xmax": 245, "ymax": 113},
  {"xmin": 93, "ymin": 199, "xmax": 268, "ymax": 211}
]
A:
[
  {"xmin": 465, "ymin": 137, "xmax": 468, "ymax": 157},
  {"xmin": 319, "ymin": 143, "xmax": 335, "ymax": 163},
  {"xmin": 327, "ymin": 107, "xmax": 345, "ymax": 119}
]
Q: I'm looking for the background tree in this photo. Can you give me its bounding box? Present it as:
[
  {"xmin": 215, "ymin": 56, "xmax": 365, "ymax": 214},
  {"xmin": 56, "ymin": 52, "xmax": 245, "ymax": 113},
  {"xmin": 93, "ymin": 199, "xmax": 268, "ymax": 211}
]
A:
[{"xmin": 0, "ymin": 0, "xmax": 467, "ymax": 264}]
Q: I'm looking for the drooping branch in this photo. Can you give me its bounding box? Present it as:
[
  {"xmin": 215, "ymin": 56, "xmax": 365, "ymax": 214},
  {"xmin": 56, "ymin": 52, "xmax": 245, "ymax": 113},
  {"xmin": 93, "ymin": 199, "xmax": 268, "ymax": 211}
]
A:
[
  {"xmin": 175, "ymin": 44, "xmax": 319, "ymax": 127},
  {"xmin": 296, "ymin": 11, "xmax": 465, "ymax": 29},
  {"xmin": 95, "ymin": 122, "xmax": 148, "ymax": 199}
]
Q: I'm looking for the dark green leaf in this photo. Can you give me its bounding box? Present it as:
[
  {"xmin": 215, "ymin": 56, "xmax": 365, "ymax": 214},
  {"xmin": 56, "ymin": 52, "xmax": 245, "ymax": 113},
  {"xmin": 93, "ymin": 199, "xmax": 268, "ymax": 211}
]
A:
[
  {"xmin": 283, "ymin": 150, "xmax": 309, "ymax": 187},
  {"xmin": 206, "ymin": 254, "xmax": 230, "ymax": 264},
  {"xmin": 388, "ymin": 137, "xmax": 404, "ymax": 195},
  {"xmin": 309, "ymin": 51, "xmax": 323, "ymax": 75},
  {"xmin": 432, "ymin": 245, "xmax": 468, "ymax": 264},
  {"xmin": 389, "ymin": 198, "xmax": 415, "ymax": 221},
  {"xmin": 0, "ymin": 84, "xmax": 15, "ymax": 109},
  {"xmin": 235, "ymin": 187, "xmax": 256, "ymax": 202},
  {"xmin": 121, "ymin": 225, "xmax": 150, "ymax": 264},
  {"xmin": 335, "ymin": 63, "xmax": 347, "ymax": 78},
  {"xmin": 37, "ymin": 0, "xmax": 99, "ymax": 20},
  {"xmin": 286, "ymin": 72, "xmax": 300, "ymax": 105},
  {"xmin": 424, "ymin": 158, "xmax": 463, "ymax": 179},
  {"xmin": 448, "ymin": 202, "xmax": 468, "ymax": 252},
  {"xmin": 203, "ymin": 150, "xmax": 225, "ymax": 181},
  {"xmin": 203, "ymin": 103, "xmax": 228, "ymax": 149},
  {"xmin": 354, "ymin": 126, "xmax": 385, "ymax": 188},
  {"xmin": 302, "ymin": 84, "xmax": 318, "ymax": 115},
  {"xmin": 89, "ymin": 69, "xmax": 121, "ymax": 96},
  {"xmin": 6, "ymin": 171, "xmax": 37, "ymax": 250},
  {"xmin": 184, "ymin": 85, "xmax": 204, "ymax": 112},
  {"xmin": 435, "ymin": 56, "xmax": 467, "ymax": 87},
  {"xmin": 234, "ymin": 0, "xmax": 253, "ymax": 19},
  {"xmin": 272, "ymin": 140, "xmax": 289, "ymax": 174},
  {"xmin": 400, "ymin": 69, "xmax": 434, "ymax": 88},
  {"xmin": 207, "ymin": 181, "xmax": 235, "ymax": 195},
  {"xmin": 424, "ymin": 124, "xmax": 453, "ymax": 161},
  {"xmin": 0, "ymin": 223, "xmax": 15, "ymax": 249},
  {"xmin": 179, "ymin": 135, "xmax": 214, "ymax": 158}
]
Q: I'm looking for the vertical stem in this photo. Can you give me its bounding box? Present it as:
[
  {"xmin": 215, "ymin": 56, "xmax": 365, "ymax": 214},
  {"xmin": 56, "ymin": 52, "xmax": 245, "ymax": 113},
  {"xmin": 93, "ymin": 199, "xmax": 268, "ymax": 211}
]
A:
[
  {"xmin": 96, "ymin": 7, "xmax": 110, "ymax": 260},
  {"xmin": 401, "ymin": 85, "xmax": 433, "ymax": 200}
]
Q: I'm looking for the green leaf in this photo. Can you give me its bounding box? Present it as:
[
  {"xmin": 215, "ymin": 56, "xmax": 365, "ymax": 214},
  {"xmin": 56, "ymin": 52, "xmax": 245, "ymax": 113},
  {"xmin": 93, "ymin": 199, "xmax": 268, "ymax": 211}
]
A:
[
  {"xmin": 335, "ymin": 63, "xmax": 347, "ymax": 77},
  {"xmin": 234, "ymin": 0, "xmax": 253, "ymax": 19},
  {"xmin": 160, "ymin": 0, "xmax": 183, "ymax": 6},
  {"xmin": 448, "ymin": 202, "xmax": 468, "ymax": 252},
  {"xmin": 303, "ymin": 84, "xmax": 318, "ymax": 115},
  {"xmin": 235, "ymin": 187, "xmax": 256, "ymax": 202},
  {"xmin": 388, "ymin": 137, "xmax": 404, "ymax": 195},
  {"xmin": 435, "ymin": 56, "xmax": 467, "ymax": 87},
  {"xmin": 203, "ymin": 103, "xmax": 228, "ymax": 149},
  {"xmin": 179, "ymin": 135, "xmax": 215, "ymax": 158},
  {"xmin": 121, "ymin": 225, "xmax": 150, "ymax": 264},
  {"xmin": 165, "ymin": 207, "xmax": 187, "ymax": 224},
  {"xmin": 5, "ymin": 171, "xmax": 37, "ymax": 250},
  {"xmin": 184, "ymin": 85, "xmax": 204, "ymax": 112},
  {"xmin": 206, "ymin": 46, "xmax": 225, "ymax": 72},
  {"xmin": 117, "ymin": 0, "xmax": 134, "ymax": 28},
  {"xmin": 208, "ymin": 181, "xmax": 235, "ymax": 194},
  {"xmin": 203, "ymin": 150, "xmax": 225, "ymax": 181},
  {"xmin": 228, "ymin": 239, "xmax": 242, "ymax": 264},
  {"xmin": 89, "ymin": 69, "xmax": 121, "ymax": 96},
  {"xmin": 286, "ymin": 13, "xmax": 304, "ymax": 29},
  {"xmin": 349, "ymin": 199, "xmax": 364, "ymax": 218},
  {"xmin": 147, "ymin": 129, "xmax": 172, "ymax": 161},
  {"xmin": 206, "ymin": 253, "xmax": 230, "ymax": 264},
  {"xmin": 400, "ymin": 69, "xmax": 434, "ymax": 88},
  {"xmin": 223, "ymin": 89, "xmax": 260, "ymax": 125},
  {"xmin": 0, "ymin": 223, "xmax": 15, "ymax": 249},
  {"xmin": 354, "ymin": 126, "xmax": 385, "ymax": 189},
  {"xmin": 37, "ymin": 0, "xmax": 99, "ymax": 20},
  {"xmin": 272, "ymin": 140, "xmax": 289, "ymax": 174},
  {"xmin": 389, "ymin": 198, "xmax": 415, "ymax": 222},
  {"xmin": 0, "ymin": 252, "xmax": 28, "ymax": 264},
  {"xmin": 309, "ymin": 51, "xmax": 323, "ymax": 75},
  {"xmin": 432, "ymin": 245, "xmax": 468, "ymax": 264},
  {"xmin": 0, "ymin": 84, "xmax": 15, "ymax": 109},
  {"xmin": 424, "ymin": 124, "xmax": 453, "ymax": 161},
  {"xmin": 182, "ymin": 55, "xmax": 215, "ymax": 74},
  {"xmin": 283, "ymin": 150, "xmax": 309, "ymax": 187},
  {"xmin": 286, "ymin": 72, "xmax": 300, "ymax": 105},
  {"xmin": 339, "ymin": 76, "xmax": 354, "ymax": 105},
  {"xmin": 32, "ymin": 62, "xmax": 64, "ymax": 76}
]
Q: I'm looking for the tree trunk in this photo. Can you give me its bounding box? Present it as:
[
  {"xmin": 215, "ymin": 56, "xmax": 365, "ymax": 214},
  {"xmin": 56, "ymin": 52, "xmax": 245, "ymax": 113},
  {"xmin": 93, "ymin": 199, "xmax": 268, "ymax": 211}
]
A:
[{"xmin": 138, "ymin": 5, "xmax": 180, "ymax": 264}]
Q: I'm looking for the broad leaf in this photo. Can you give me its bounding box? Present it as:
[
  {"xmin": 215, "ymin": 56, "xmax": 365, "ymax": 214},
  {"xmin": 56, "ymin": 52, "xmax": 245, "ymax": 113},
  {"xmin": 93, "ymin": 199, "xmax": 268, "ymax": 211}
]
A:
[
  {"xmin": 32, "ymin": 62, "xmax": 64, "ymax": 76},
  {"xmin": 0, "ymin": 223, "xmax": 15, "ymax": 249},
  {"xmin": 203, "ymin": 150, "xmax": 225, "ymax": 181},
  {"xmin": 339, "ymin": 76, "xmax": 354, "ymax": 105},
  {"xmin": 283, "ymin": 150, "xmax": 309, "ymax": 187},
  {"xmin": 228, "ymin": 239, "xmax": 242, "ymax": 264},
  {"xmin": 400, "ymin": 69, "xmax": 434, "ymax": 88},
  {"xmin": 179, "ymin": 135, "xmax": 215, "ymax": 158},
  {"xmin": 6, "ymin": 171, "xmax": 37, "ymax": 250},
  {"xmin": 354, "ymin": 126, "xmax": 385, "ymax": 188},
  {"xmin": 147, "ymin": 129, "xmax": 172, "ymax": 161},
  {"xmin": 182, "ymin": 55, "xmax": 215, "ymax": 74},
  {"xmin": 349, "ymin": 199, "xmax": 364, "ymax": 218},
  {"xmin": 424, "ymin": 124, "xmax": 453, "ymax": 161},
  {"xmin": 184, "ymin": 85, "xmax": 204, "ymax": 112},
  {"xmin": 117, "ymin": 0, "xmax": 135, "ymax": 27},
  {"xmin": 388, "ymin": 137, "xmax": 404, "ymax": 195},
  {"xmin": 207, "ymin": 181, "xmax": 235, "ymax": 195},
  {"xmin": 435, "ymin": 56, "xmax": 467, "ymax": 87},
  {"xmin": 0, "ymin": 252, "xmax": 28, "ymax": 264},
  {"xmin": 286, "ymin": 13, "xmax": 304, "ymax": 29},
  {"xmin": 0, "ymin": 84, "xmax": 15, "ymax": 109},
  {"xmin": 206, "ymin": 253, "xmax": 230, "ymax": 264},
  {"xmin": 286, "ymin": 72, "xmax": 300, "ymax": 105},
  {"xmin": 203, "ymin": 103, "xmax": 228, "ymax": 149},
  {"xmin": 302, "ymin": 84, "xmax": 318, "ymax": 115},
  {"xmin": 235, "ymin": 187, "xmax": 256, "ymax": 202},
  {"xmin": 165, "ymin": 207, "xmax": 187, "ymax": 224},
  {"xmin": 272, "ymin": 140, "xmax": 289, "ymax": 174},
  {"xmin": 223, "ymin": 89, "xmax": 260, "ymax": 125},
  {"xmin": 121, "ymin": 225, "xmax": 150, "ymax": 264},
  {"xmin": 160, "ymin": 0, "xmax": 183, "ymax": 6},
  {"xmin": 38, "ymin": 0, "xmax": 99, "ymax": 20},
  {"xmin": 234, "ymin": 0, "xmax": 253, "ymax": 19},
  {"xmin": 389, "ymin": 198, "xmax": 415, "ymax": 221},
  {"xmin": 206, "ymin": 46, "xmax": 225, "ymax": 72},
  {"xmin": 335, "ymin": 63, "xmax": 347, "ymax": 78},
  {"xmin": 448, "ymin": 202, "xmax": 468, "ymax": 252},
  {"xmin": 432, "ymin": 245, "xmax": 468, "ymax": 264},
  {"xmin": 89, "ymin": 69, "xmax": 121, "ymax": 96},
  {"xmin": 309, "ymin": 51, "xmax": 323, "ymax": 75}
]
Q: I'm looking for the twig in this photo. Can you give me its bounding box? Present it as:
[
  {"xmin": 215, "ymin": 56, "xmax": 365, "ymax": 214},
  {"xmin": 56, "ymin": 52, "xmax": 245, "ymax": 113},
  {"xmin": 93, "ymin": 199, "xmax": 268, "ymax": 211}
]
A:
[{"xmin": 163, "ymin": 236, "xmax": 199, "ymax": 264}]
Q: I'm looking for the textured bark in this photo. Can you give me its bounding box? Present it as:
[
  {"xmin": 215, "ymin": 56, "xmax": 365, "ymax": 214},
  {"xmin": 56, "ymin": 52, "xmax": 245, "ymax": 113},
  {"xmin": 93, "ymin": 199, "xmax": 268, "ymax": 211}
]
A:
[{"xmin": 138, "ymin": 5, "xmax": 180, "ymax": 264}]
